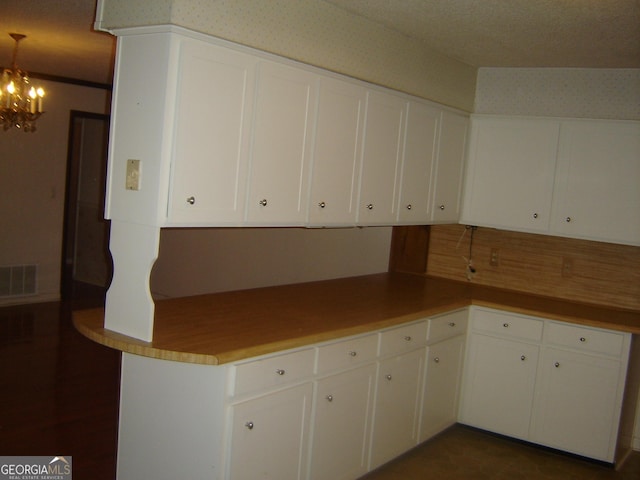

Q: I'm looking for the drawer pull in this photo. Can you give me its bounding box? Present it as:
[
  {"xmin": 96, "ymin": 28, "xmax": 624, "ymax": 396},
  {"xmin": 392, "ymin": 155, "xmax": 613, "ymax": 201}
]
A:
[
  {"xmin": 404, "ymin": 336, "xmax": 412, "ymax": 341},
  {"xmin": 366, "ymin": 203, "xmax": 374, "ymax": 210},
  {"xmin": 318, "ymin": 201, "xmax": 326, "ymax": 208},
  {"xmin": 326, "ymin": 394, "xmax": 333, "ymax": 402},
  {"xmin": 503, "ymin": 323, "xmax": 510, "ymax": 328},
  {"xmin": 186, "ymin": 196, "xmax": 196, "ymax": 205},
  {"xmin": 348, "ymin": 351, "xmax": 357, "ymax": 357},
  {"xmin": 434, "ymin": 357, "xmax": 440, "ymax": 363},
  {"xmin": 521, "ymin": 355, "xmax": 526, "ymax": 361},
  {"xmin": 579, "ymin": 337, "xmax": 586, "ymax": 342},
  {"xmin": 259, "ymin": 199, "xmax": 268, "ymax": 207},
  {"xmin": 554, "ymin": 362, "xmax": 560, "ymax": 368},
  {"xmin": 448, "ymin": 322, "xmax": 456, "ymax": 327},
  {"xmin": 275, "ymin": 369, "xmax": 285, "ymax": 376},
  {"xmin": 245, "ymin": 421, "xmax": 254, "ymax": 430},
  {"xmin": 385, "ymin": 374, "xmax": 392, "ymax": 381}
]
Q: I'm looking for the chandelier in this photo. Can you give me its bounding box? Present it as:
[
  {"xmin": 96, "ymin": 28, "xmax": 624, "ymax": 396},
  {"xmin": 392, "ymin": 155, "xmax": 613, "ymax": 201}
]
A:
[{"xmin": 0, "ymin": 33, "xmax": 46, "ymax": 132}]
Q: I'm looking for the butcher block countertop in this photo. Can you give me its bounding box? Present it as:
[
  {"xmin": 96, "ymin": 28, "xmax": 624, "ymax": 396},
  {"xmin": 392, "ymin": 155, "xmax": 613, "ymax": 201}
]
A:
[{"xmin": 73, "ymin": 273, "xmax": 640, "ymax": 365}]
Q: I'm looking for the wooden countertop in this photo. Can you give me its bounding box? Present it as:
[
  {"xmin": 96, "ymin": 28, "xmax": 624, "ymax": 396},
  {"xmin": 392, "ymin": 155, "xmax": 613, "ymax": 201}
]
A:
[{"xmin": 73, "ymin": 273, "xmax": 640, "ymax": 365}]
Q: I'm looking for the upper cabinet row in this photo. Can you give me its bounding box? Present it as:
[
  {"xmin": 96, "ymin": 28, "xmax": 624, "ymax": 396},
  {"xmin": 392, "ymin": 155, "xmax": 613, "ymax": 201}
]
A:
[
  {"xmin": 165, "ymin": 36, "xmax": 468, "ymax": 228},
  {"xmin": 461, "ymin": 115, "xmax": 640, "ymax": 246}
]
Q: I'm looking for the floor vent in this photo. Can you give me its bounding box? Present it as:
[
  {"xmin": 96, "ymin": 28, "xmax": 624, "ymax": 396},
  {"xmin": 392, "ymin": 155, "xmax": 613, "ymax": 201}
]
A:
[{"xmin": 0, "ymin": 265, "xmax": 38, "ymax": 297}]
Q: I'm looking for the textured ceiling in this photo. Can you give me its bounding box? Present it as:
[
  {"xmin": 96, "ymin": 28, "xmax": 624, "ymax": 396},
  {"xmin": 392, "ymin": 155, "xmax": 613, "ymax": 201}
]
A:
[{"xmin": 1, "ymin": 0, "xmax": 638, "ymax": 86}]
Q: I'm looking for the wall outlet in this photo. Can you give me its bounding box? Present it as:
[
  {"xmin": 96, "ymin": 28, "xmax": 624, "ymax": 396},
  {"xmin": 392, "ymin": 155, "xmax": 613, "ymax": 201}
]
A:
[
  {"xmin": 490, "ymin": 248, "xmax": 500, "ymax": 267},
  {"xmin": 126, "ymin": 159, "xmax": 141, "ymax": 191},
  {"xmin": 562, "ymin": 257, "xmax": 573, "ymax": 278}
]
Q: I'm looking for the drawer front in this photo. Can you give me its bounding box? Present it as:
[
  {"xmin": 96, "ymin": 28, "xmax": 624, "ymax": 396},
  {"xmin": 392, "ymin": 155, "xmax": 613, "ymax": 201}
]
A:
[
  {"xmin": 379, "ymin": 320, "xmax": 428, "ymax": 357},
  {"xmin": 316, "ymin": 333, "xmax": 378, "ymax": 375},
  {"xmin": 545, "ymin": 322, "xmax": 626, "ymax": 357},
  {"xmin": 472, "ymin": 308, "xmax": 543, "ymax": 342},
  {"xmin": 233, "ymin": 348, "xmax": 315, "ymax": 396},
  {"xmin": 427, "ymin": 309, "xmax": 468, "ymax": 343}
]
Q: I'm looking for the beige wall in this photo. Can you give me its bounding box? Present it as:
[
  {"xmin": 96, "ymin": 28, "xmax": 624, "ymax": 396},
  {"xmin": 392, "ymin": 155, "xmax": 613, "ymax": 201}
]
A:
[
  {"xmin": 0, "ymin": 81, "xmax": 110, "ymax": 306},
  {"xmin": 97, "ymin": 0, "xmax": 477, "ymax": 111}
]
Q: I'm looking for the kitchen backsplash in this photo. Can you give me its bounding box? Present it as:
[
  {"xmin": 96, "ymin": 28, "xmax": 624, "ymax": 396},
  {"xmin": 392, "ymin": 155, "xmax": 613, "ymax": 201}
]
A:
[{"xmin": 426, "ymin": 224, "xmax": 640, "ymax": 311}]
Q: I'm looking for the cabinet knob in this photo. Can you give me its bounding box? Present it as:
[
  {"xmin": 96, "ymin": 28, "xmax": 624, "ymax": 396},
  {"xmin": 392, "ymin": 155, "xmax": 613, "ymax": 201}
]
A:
[
  {"xmin": 521, "ymin": 355, "xmax": 526, "ymax": 361},
  {"xmin": 404, "ymin": 336, "xmax": 412, "ymax": 342},
  {"xmin": 554, "ymin": 362, "xmax": 560, "ymax": 368},
  {"xmin": 259, "ymin": 199, "xmax": 268, "ymax": 207},
  {"xmin": 245, "ymin": 421, "xmax": 254, "ymax": 430},
  {"xmin": 186, "ymin": 196, "xmax": 196, "ymax": 205},
  {"xmin": 406, "ymin": 204, "xmax": 412, "ymax": 210},
  {"xmin": 448, "ymin": 322, "xmax": 456, "ymax": 327},
  {"xmin": 366, "ymin": 203, "xmax": 374, "ymax": 210},
  {"xmin": 439, "ymin": 204, "xmax": 445, "ymax": 211},
  {"xmin": 434, "ymin": 357, "xmax": 440, "ymax": 363},
  {"xmin": 503, "ymin": 323, "xmax": 510, "ymax": 328},
  {"xmin": 326, "ymin": 394, "xmax": 333, "ymax": 402},
  {"xmin": 533, "ymin": 212, "xmax": 538, "ymax": 219},
  {"xmin": 318, "ymin": 201, "xmax": 326, "ymax": 208},
  {"xmin": 275, "ymin": 369, "xmax": 285, "ymax": 376},
  {"xmin": 385, "ymin": 374, "xmax": 392, "ymax": 381},
  {"xmin": 565, "ymin": 217, "xmax": 572, "ymax": 223},
  {"xmin": 579, "ymin": 337, "xmax": 586, "ymax": 342},
  {"xmin": 348, "ymin": 351, "xmax": 357, "ymax": 357}
]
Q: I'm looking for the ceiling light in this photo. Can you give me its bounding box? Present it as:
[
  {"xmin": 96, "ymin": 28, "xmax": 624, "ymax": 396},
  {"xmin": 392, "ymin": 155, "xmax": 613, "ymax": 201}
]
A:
[{"xmin": 1, "ymin": 33, "xmax": 46, "ymax": 133}]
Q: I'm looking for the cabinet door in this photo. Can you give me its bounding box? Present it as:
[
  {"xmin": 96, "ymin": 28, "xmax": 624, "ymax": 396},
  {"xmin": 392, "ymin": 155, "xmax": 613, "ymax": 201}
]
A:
[
  {"xmin": 530, "ymin": 348, "xmax": 622, "ymax": 462},
  {"xmin": 357, "ymin": 90, "xmax": 406, "ymax": 225},
  {"xmin": 431, "ymin": 111, "xmax": 468, "ymax": 223},
  {"xmin": 459, "ymin": 334, "xmax": 539, "ymax": 440},
  {"xmin": 370, "ymin": 348, "xmax": 424, "ymax": 469},
  {"xmin": 246, "ymin": 61, "xmax": 317, "ymax": 225},
  {"xmin": 168, "ymin": 40, "xmax": 255, "ymax": 225},
  {"xmin": 396, "ymin": 101, "xmax": 439, "ymax": 223},
  {"xmin": 307, "ymin": 77, "xmax": 365, "ymax": 226},
  {"xmin": 461, "ymin": 116, "xmax": 559, "ymax": 232},
  {"xmin": 420, "ymin": 335, "xmax": 465, "ymax": 442},
  {"xmin": 309, "ymin": 364, "xmax": 376, "ymax": 480},
  {"xmin": 228, "ymin": 383, "xmax": 312, "ymax": 480},
  {"xmin": 551, "ymin": 120, "xmax": 640, "ymax": 246}
]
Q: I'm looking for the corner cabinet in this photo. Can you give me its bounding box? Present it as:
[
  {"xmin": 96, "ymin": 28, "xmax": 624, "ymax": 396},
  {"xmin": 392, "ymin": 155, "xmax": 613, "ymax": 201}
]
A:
[{"xmin": 461, "ymin": 115, "xmax": 640, "ymax": 246}]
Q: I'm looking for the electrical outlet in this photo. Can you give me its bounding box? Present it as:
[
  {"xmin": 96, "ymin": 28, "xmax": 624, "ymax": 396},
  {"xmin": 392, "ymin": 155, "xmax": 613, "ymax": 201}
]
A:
[
  {"xmin": 562, "ymin": 257, "xmax": 573, "ymax": 278},
  {"xmin": 126, "ymin": 159, "xmax": 141, "ymax": 191},
  {"xmin": 490, "ymin": 248, "xmax": 500, "ymax": 267}
]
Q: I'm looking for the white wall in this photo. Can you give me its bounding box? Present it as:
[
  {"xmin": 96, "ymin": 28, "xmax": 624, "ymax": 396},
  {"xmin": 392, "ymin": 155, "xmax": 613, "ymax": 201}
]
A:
[{"xmin": 0, "ymin": 80, "xmax": 111, "ymax": 305}]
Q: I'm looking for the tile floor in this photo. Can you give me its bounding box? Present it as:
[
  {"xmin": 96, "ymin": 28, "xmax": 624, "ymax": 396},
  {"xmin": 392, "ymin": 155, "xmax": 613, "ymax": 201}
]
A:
[{"xmin": 361, "ymin": 424, "xmax": 640, "ymax": 480}]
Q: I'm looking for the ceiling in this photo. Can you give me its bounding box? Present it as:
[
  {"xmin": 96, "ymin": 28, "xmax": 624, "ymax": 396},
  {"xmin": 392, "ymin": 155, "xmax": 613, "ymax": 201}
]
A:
[{"xmin": 1, "ymin": 0, "xmax": 639, "ymax": 86}]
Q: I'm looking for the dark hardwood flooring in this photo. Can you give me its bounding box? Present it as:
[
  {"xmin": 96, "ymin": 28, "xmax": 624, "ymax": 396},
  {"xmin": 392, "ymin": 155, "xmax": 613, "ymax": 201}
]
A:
[{"xmin": 1, "ymin": 288, "xmax": 639, "ymax": 480}]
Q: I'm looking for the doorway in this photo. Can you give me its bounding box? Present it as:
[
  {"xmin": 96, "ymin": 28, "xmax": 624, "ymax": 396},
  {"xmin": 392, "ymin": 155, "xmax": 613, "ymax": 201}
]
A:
[{"xmin": 61, "ymin": 111, "xmax": 111, "ymax": 302}]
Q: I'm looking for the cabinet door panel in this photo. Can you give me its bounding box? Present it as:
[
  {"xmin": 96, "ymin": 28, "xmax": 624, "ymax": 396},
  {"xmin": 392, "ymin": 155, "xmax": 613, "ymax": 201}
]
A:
[
  {"xmin": 459, "ymin": 334, "xmax": 539, "ymax": 440},
  {"xmin": 461, "ymin": 117, "xmax": 559, "ymax": 231},
  {"xmin": 228, "ymin": 383, "xmax": 312, "ymax": 479},
  {"xmin": 370, "ymin": 348, "xmax": 424, "ymax": 469},
  {"xmin": 397, "ymin": 101, "xmax": 439, "ymax": 223},
  {"xmin": 168, "ymin": 40, "xmax": 255, "ymax": 225},
  {"xmin": 358, "ymin": 91, "xmax": 405, "ymax": 225},
  {"xmin": 530, "ymin": 348, "xmax": 621, "ymax": 461},
  {"xmin": 431, "ymin": 111, "xmax": 468, "ymax": 223},
  {"xmin": 551, "ymin": 120, "xmax": 640, "ymax": 245},
  {"xmin": 309, "ymin": 364, "xmax": 376, "ymax": 480},
  {"xmin": 307, "ymin": 78, "xmax": 365, "ymax": 226},
  {"xmin": 246, "ymin": 61, "xmax": 317, "ymax": 225}
]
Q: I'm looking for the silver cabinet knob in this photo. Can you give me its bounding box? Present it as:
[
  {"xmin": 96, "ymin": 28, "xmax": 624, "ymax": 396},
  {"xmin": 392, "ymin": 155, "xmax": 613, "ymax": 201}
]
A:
[
  {"xmin": 566, "ymin": 217, "xmax": 572, "ymax": 223},
  {"xmin": 348, "ymin": 351, "xmax": 357, "ymax": 357},
  {"xmin": 404, "ymin": 336, "xmax": 412, "ymax": 341},
  {"xmin": 326, "ymin": 394, "xmax": 333, "ymax": 402},
  {"xmin": 245, "ymin": 421, "xmax": 254, "ymax": 430},
  {"xmin": 533, "ymin": 212, "xmax": 538, "ymax": 219},
  {"xmin": 366, "ymin": 204, "xmax": 374, "ymax": 210},
  {"xmin": 521, "ymin": 355, "xmax": 526, "ymax": 361},
  {"xmin": 439, "ymin": 204, "xmax": 445, "ymax": 211},
  {"xmin": 186, "ymin": 196, "xmax": 196, "ymax": 205},
  {"xmin": 318, "ymin": 201, "xmax": 326, "ymax": 208},
  {"xmin": 554, "ymin": 362, "xmax": 560, "ymax": 368},
  {"xmin": 434, "ymin": 357, "xmax": 440, "ymax": 363},
  {"xmin": 275, "ymin": 369, "xmax": 285, "ymax": 376},
  {"xmin": 448, "ymin": 322, "xmax": 456, "ymax": 327},
  {"xmin": 259, "ymin": 199, "xmax": 268, "ymax": 206},
  {"xmin": 385, "ymin": 374, "xmax": 392, "ymax": 381},
  {"xmin": 406, "ymin": 204, "xmax": 412, "ymax": 210},
  {"xmin": 579, "ymin": 337, "xmax": 586, "ymax": 342},
  {"xmin": 503, "ymin": 323, "xmax": 509, "ymax": 328}
]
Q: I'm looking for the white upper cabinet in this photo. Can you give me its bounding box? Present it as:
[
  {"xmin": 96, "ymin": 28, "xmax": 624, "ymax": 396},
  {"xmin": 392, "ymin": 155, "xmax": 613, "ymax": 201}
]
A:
[
  {"xmin": 245, "ymin": 60, "xmax": 318, "ymax": 225},
  {"xmin": 357, "ymin": 90, "xmax": 406, "ymax": 225},
  {"xmin": 461, "ymin": 116, "xmax": 560, "ymax": 232},
  {"xmin": 551, "ymin": 120, "xmax": 640, "ymax": 246},
  {"xmin": 167, "ymin": 39, "xmax": 255, "ymax": 226},
  {"xmin": 307, "ymin": 77, "xmax": 365, "ymax": 226},
  {"xmin": 396, "ymin": 101, "xmax": 440, "ymax": 223},
  {"xmin": 431, "ymin": 111, "xmax": 469, "ymax": 223}
]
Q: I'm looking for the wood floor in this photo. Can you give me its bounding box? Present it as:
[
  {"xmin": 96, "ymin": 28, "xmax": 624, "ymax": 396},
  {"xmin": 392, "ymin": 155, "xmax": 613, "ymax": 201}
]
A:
[{"xmin": 1, "ymin": 293, "xmax": 639, "ymax": 480}]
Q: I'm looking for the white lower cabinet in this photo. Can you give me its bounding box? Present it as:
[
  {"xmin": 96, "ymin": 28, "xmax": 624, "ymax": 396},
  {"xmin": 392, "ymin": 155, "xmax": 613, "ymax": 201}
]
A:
[
  {"xmin": 228, "ymin": 382, "xmax": 313, "ymax": 480},
  {"xmin": 370, "ymin": 348, "xmax": 425, "ymax": 469},
  {"xmin": 308, "ymin": 364, "xmax": 376, "ymax": 480}
]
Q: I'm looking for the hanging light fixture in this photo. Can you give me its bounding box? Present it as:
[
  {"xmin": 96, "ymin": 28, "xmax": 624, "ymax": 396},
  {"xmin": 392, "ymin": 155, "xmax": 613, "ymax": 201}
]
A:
[{"xmin": 0, "ymin": 33, "xmax": 46, "ymax": 132}]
